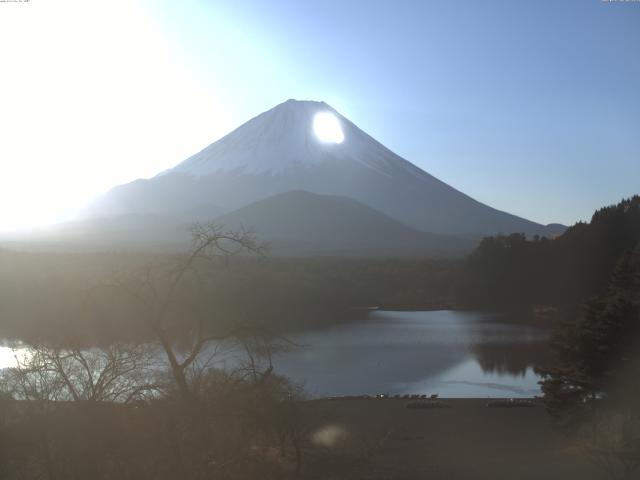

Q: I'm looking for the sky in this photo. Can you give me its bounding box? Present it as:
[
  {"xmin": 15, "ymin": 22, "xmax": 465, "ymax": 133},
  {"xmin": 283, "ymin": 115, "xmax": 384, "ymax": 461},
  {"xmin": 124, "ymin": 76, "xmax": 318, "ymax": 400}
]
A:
[{"xmin": 0, "ymin": 0, "xmax": 638, "ymax": 230}]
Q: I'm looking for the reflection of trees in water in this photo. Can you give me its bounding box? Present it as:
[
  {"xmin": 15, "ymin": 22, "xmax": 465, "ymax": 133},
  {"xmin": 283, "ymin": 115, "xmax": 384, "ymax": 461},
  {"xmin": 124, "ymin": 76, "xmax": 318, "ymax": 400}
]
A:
[{"xmin": 471, "ymin": 342, "xmax": 552, "ymax": 377}]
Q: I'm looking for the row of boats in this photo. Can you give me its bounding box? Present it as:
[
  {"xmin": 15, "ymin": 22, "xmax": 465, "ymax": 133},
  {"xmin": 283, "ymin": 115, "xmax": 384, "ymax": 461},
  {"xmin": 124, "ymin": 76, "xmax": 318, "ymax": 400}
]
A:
[{"xmin": 326, "ymin": 393, "xmax": 439, "ymax": 400}]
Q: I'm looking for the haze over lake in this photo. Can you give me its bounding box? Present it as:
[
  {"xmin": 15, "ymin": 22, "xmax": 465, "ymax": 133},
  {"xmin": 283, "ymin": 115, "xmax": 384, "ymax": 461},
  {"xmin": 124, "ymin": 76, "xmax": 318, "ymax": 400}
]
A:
[
  {"xmin": 0, "ymin": 310, "xmax": 550, "ymax": 399},
  {"xmin": 263, "ymin": 310, "xmax": 549, "ymax": 398}
]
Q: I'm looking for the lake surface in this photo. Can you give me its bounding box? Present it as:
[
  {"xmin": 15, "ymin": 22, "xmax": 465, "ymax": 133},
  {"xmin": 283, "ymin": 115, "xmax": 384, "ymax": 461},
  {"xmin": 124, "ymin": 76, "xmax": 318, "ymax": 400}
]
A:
[
  {"xmin": 262, "ymin": 310, "xmax": 549, "ymax": 398},
  {"xmin": 0, "ymin": 310, "xmax": 550, "ymax": 398}
]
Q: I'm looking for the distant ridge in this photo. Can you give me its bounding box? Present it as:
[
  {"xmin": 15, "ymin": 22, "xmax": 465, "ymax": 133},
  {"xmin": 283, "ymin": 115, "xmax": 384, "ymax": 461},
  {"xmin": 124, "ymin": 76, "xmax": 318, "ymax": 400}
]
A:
[
  {"xmin": 9, "ymin": 190, "xmax": 474, "ymax": 257},
  {"xmin": 214, "ymin": 190, "xmax": 474, "ymax": 257}
]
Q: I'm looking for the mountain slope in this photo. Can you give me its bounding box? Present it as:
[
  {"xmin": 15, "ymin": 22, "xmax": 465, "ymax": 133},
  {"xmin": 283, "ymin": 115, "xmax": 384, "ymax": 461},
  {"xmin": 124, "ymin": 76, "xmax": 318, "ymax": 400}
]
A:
[
  {"xmin": 88, "ymin": 99, "xmax": 563, "ymax": 237},
  {"xmin": 6, "ymin": 190, "xmax": 474, "ymax": 256},
  {"xmin": 213, "ymin": 190, "xmax": 474, "ymax": 256},
  {"xmin": 7, "ymin": 214, "xmax": 192, "ymax": 251}
]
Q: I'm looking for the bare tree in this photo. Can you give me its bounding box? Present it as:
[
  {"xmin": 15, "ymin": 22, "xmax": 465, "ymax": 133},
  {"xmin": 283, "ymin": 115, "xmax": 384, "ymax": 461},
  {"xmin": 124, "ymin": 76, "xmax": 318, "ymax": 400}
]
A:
[
  {"xmin": 0, "ymin": 225, "xmax": 319, "ymax": 480},
  {"xmin": 0, "ymin": 342, "xmax": 162, "ymax": 480},
  {"xmin": 1, "ymin": 343, "xmax": 159, "ymax": 404},
  {"xmin": 109, "ymin": 223, "xmax": 265, "ymax": 401}
]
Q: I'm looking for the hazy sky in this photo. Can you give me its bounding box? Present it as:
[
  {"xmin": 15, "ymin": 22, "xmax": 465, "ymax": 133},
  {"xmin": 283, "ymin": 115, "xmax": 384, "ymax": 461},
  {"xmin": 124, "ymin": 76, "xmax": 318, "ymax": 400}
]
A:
[{"xmin": 1, "ymin": 0, "xmax": 638, "ymax": 230}]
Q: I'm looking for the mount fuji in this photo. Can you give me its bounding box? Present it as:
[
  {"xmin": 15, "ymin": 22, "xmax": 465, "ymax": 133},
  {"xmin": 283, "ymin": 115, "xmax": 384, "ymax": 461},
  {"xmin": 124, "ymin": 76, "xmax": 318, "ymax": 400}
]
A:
[{"xmin": 79, "ymin": 99, "xmax": 563, "ymax": 254}]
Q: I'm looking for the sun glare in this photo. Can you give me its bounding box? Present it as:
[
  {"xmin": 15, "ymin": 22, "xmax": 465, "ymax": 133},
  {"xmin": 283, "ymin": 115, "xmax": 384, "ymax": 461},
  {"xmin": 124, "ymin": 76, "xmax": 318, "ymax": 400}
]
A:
[
  {"xmin": 313, "ymin": 112, "xmax": 344, "ymax": 144},
  {"xmin": 0, "ymin": 1, "xmax": 226, "ymax": 232}
]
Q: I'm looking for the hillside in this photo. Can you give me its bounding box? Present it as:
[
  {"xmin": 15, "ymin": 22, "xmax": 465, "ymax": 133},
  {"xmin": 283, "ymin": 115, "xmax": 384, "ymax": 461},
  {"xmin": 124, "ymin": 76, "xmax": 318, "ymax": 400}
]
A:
[{"xmin": 214, "ymin": 190, "xmax": 474, "ymax": 257}]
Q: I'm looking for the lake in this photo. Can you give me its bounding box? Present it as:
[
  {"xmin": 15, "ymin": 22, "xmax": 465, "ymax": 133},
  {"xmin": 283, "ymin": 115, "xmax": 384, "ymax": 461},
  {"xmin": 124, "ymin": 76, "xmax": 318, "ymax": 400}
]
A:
[
  {"xmin": 261, "ymin": 310, "xmax": 549, "ymax": 398},
  {"xmin": 0, "ymin": 310, "xmax": 550, "ymax": 398}
]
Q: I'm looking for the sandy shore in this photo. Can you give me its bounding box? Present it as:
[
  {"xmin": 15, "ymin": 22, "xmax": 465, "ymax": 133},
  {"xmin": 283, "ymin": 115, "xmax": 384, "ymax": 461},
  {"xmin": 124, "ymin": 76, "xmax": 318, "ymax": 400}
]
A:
[{"xmin": 299, "ymin": 398, "xmax": 600, "ymax": 480}]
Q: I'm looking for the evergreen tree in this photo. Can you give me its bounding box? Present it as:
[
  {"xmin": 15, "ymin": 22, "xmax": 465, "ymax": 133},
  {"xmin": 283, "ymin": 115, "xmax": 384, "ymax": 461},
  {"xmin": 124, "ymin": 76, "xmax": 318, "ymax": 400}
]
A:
[
  {"xmin": 539, "ymin": 245, "xmax": 640, "ymax": 427},
  {"xmin": 538, "ymin": 245, "xmax": 640, "ymax": 478},
  {"xmin": 460, "ymin": 195, "xmax": 640, "ymax": 311}
]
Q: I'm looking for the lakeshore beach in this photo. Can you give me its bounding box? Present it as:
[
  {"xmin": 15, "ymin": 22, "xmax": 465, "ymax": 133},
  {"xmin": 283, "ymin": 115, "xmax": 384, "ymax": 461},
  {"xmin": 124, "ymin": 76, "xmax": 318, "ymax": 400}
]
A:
[{"xmin": 299, "ymin": 398, "xmax": 600, "ymax": 480}]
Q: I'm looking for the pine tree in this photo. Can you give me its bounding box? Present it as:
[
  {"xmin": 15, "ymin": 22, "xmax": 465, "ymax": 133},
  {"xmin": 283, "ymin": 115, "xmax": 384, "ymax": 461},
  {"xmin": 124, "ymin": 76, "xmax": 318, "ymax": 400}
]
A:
[
  {"xmin": 539, "ymin": 245, "xmax": 640, "ymax": 427},
  {"xmin": 538, "ymin": 245, "xmax": 640, "ymax": 478}
]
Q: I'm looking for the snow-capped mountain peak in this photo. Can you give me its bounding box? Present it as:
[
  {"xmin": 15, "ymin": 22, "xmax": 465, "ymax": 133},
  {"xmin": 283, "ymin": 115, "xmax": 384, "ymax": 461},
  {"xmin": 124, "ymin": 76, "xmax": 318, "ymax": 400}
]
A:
[
  {"xmin": 165, "ymin": 99, "xmax": 418, "ymax": 178},
  {"xmin": 90, "ymin": 99, "xmax": 562, "ymax": 238}
]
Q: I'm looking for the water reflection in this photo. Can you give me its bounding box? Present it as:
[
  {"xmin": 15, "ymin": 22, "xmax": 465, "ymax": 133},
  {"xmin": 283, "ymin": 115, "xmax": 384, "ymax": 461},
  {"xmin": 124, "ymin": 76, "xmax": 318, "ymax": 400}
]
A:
[
  {"xmin": 271, "ymin": 310, "xmax": 549, "ymax": 398},
  {"xmin": 471, "ymin": 341, "xmax": 552, "ymax": 377},
  {"xmin": 0, "ymin": 310, "xmax": 551, "ymax": 398}
]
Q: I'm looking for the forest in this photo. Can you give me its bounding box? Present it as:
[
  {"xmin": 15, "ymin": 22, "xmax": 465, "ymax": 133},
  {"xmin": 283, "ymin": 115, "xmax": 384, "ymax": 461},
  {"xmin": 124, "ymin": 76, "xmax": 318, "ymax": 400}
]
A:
[
  {"xmin": 0, "ymin": 248, "xmax": 458, "ymax": 346},
  {"xmin": 458, "ymin": 196, "xmax": 640, "ymax": 312}
]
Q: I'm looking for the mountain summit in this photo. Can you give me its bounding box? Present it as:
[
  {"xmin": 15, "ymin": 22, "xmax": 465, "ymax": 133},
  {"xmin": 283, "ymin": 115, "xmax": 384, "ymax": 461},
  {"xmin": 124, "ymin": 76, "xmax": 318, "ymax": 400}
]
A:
[
  {"xmin": 89, "ymin": 99, "xmax": 562, "ymax": 238},
  {"xmin": 164, "ymin": 99, "xmax": 423, "ymax": 179}
]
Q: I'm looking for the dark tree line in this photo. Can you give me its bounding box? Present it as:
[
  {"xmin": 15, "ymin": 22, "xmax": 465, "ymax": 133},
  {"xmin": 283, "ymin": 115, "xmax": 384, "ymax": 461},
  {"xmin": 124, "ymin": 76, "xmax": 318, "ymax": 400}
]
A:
[
  {"xmin": 0, "ymin": 251, "xmax": 459, "ymax": 346},
  {"xmin": 458, "ymin": 196, "xmax": 640, "ymax": 311},
  {"xmin": 538, "ymin": 245, "xmax": 640, "ymax": 478}
]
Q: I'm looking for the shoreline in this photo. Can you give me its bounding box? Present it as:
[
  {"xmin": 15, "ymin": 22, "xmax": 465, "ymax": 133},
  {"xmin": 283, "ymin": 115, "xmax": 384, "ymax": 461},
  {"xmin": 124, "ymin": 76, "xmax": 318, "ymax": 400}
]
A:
[{"xmin": 299, "ymin": 397, "xmax": 598, "ymax": 479}]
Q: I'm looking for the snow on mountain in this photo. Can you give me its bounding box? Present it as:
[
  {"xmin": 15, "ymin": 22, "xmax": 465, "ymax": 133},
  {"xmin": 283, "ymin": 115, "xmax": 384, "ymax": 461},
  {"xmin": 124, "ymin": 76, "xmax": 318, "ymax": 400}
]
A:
[
  {"xmin": 87, "ymin": 99, "xmax": 563, "ymax": 238},
  {"xmin": 164, "ymin": 99, "xmax": 421, "ymax": 179}
]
